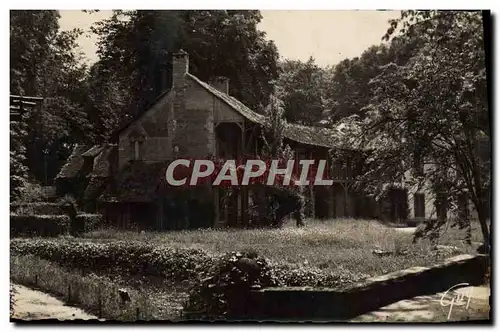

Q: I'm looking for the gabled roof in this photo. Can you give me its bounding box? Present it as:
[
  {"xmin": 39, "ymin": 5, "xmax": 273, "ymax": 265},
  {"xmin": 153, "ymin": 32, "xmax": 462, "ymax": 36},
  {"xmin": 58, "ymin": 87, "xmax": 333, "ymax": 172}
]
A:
[
  {"xmin": 188, "ymin": 73, "xmax": 347, "ymax": 149},
  {"xmin": 56, "ymin": 144, "xmax": 91, "ymax": 179},
  {"xmin": 187, "ymin": 73, "xmax": 267, "ymax": 124},
  {"xmin": 81, "ymin": 145, "xmax": 105, "ymax": 157},
  {"xmin": 282, "ymin": 123, "xmax": 344, "ymax": 149},
  {"xmin": 112, "ymin": 69, "xmax": 346, "ymax": 149},
  {"xmin": 56, "ymin": 144, "xmax": 116, "ymax": 180}
]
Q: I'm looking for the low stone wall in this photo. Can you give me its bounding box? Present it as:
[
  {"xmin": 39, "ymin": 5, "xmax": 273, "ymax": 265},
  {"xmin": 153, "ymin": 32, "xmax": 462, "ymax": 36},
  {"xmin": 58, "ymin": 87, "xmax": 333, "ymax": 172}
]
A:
[{"xmin": 238, "ymin": 254, "xmax": 489, "ymax": 321}]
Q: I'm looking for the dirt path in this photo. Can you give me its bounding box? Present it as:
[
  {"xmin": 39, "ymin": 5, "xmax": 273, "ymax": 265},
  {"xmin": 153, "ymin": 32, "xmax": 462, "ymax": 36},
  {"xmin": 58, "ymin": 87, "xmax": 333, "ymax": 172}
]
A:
[
  {"xmin": 351, "ymin": 286, "xmax": 491, "ymax": 322},
  {"xmin": 11, "ymin": 284, "xmax": 98, "ymax": 321},
  {"xmin": 11, "ymin": 282, "xmax": 490, "ymax": 322}
]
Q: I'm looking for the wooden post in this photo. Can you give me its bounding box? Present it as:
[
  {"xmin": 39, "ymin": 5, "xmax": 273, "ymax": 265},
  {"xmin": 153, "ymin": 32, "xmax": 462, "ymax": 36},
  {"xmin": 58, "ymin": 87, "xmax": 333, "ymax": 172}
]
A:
[
  {"xmin": 98, "ymin": 288, "xmax": 102, "ymax": 318},
  {"xmin": 309, "ymin": 151, "xmax": 315, "ymax": 218},
  {"xmin": 240, "ymin": 122, "xmax": 249, "ymax": 227},
  {"xmin": 341, "ymin": 182, "xmax": 348, "ymax": 217},
  {"xmin": 224, "ymin": 188, "xmax": 229, "ymax": 227},
  {"xmin": 327, "ymin": 185, "xmax": 335, "ymax": 219},
  {"xmin": 214, "ymin": 187, "xmax": 220, "ymax": 227},
  {"xmin": 136, "ymin": 307, "xmax": 140, "ymax": 321}
]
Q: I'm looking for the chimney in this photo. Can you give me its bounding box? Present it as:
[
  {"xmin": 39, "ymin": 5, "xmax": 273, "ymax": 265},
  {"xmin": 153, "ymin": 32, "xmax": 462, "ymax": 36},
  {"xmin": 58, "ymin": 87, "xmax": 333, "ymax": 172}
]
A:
[
  {"xmin": 171, "ymin": 50, "xmax": 188, "ymax": 157},
  {"xmin": 172, "ymin": 49, "xmax": 189, "ymax": 90},
  {"xmin": 210, "ymin": 76, "xmax": 230, "ymax": 95}
]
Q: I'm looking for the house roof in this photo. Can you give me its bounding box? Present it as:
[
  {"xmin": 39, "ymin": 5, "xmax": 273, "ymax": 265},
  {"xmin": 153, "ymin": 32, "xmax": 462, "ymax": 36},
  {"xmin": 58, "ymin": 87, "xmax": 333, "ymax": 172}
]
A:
[
  {"xmin": 81, "ymin": 145, "xmax": 105, "ymax": 157},
  {"xmin": 90, "ymin": 145, "xmax": 116, "ymax": 178},
  {"xmin": 83, "ymin": 145, "xmax": 117, "ymax": 199},
  {"xmin": 56, "ymin": 144, "xmax": 91, "ymax": 179},
  {"xmin": 113, "ymin": 70, "xmax": 345, "ymax": 149},
  {"xmin": 282, "ymin": 123, "xmax": 345, "ymax": 149},
  {"xmin": 56, "ymin": 144, "xmax": 116, "ymax": 180},
  {"xmin": 187, "ymin": 73, "xmax": 347, "ymax": 149},
  {"xmin": 187, "ymin": 73, "xmax": 267, "ymax": 124}
]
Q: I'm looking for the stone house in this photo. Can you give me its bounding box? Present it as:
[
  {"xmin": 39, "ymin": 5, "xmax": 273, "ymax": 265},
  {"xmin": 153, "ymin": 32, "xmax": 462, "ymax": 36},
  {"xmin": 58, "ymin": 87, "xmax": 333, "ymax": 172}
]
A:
[
  {"xmin": 405, "ymin": 136, "xmax": 490, "ymax": 223},
  {"xmin": 55, "ymin": 50, "xmax": 389, "ymax": 229}
]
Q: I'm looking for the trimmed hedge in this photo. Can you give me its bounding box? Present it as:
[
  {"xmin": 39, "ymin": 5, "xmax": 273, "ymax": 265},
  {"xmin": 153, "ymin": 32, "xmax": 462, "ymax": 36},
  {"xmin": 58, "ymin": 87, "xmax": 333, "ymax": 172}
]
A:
[
  {"xmin": 10, "ymin": 239, "xmax": 216, "ymax": 283},
  {"xmin": 74, "ymin": 214, "xmax": 103, "ymax": 234},
  {"xmin": 10, "ymin": 202, "xmax": 65, "ymax": 215},
  {"xmin": 10, "ymin": 239, "xmax": 368, "ymax": 290},
  {"xmin": 10, "ymin": 238, "xmax": 376, "ymax": 320},
  {"xmin": 10, "ymin": 214, "xmax": 70, "ymax": 237}
]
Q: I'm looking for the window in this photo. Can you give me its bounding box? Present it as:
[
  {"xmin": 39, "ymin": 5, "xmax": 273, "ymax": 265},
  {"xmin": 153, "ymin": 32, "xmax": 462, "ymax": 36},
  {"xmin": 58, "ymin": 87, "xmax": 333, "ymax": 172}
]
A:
[
  {"xmin": 435, "ymin": 194, "xmax": 448, "ymax": 221},
  {"xmin": 131, "ymin": 140, "xmax": 142, "ymax": 160},
  {"xmin": 413, "ymin": 153, "xmax": 424, "ymax": 176},
  {"xmin": 414, "ymin": 193, "xmax": 425, "ymax": 218}
]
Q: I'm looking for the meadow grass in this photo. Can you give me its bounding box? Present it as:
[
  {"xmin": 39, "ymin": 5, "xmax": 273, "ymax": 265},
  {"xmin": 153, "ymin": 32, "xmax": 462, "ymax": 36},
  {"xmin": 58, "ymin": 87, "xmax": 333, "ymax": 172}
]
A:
[{"xmin": 82, "ymin": 218, "xmax": 480, "ymax": 278}]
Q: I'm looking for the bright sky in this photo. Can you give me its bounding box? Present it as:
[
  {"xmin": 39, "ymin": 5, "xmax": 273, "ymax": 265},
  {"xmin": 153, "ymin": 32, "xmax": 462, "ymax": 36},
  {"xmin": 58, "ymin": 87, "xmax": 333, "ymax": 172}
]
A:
[{"xmin": 58, "ymin": 10, "xmax": 401, "ymax": 67}]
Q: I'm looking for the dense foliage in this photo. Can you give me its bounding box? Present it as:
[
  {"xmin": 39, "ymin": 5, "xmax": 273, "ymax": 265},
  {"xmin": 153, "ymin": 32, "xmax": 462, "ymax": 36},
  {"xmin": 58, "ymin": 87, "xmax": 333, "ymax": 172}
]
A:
[
  {"xmin": 10, "ymin": 112, "xmax": 29, "ymax": 201},
  {"xmin": 10, "ymin": 10, "xmax": 91, "ymax": 186},
  {"xmin": 10, "ymin": 238, "xmax": 370, "ymax": 291},
  {"xmin": 184, "ymin": 250, "xmax": 278, "ymax": 319},
  {"xmin": 11, "ymin": 239, "xmax": 216, "ymax": 281},
  {"xmin": 10, "ymin": 214, "xmax": 71, "ymax": 237},
  {"xmin": 88, "ymin": 10, "xmax": 280, "ymax": 141},
  {"xmin": 335, "ymin": 11, "xmax": 490, "ymax": 249},
  {"xmin": 75, "ymin": 214, "xmax": 104, "ymax": 233},
  {"xmin": 10, "ymin": 202, "xmax": 65, "ymax": 215},
  {"xmin": 11, "ymin": 10, "xmax": 282, "ymax": 189},
  {"xmin": 10, "ymin": 10, "xmax": 491, "ymax": 250}
]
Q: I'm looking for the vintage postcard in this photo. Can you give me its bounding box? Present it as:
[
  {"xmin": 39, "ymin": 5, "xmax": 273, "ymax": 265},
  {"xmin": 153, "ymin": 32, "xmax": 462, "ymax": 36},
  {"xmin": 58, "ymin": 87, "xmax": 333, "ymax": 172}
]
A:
[{"xmin": 9, "ymin": 9, "xmax": 491, "ymax": 324}]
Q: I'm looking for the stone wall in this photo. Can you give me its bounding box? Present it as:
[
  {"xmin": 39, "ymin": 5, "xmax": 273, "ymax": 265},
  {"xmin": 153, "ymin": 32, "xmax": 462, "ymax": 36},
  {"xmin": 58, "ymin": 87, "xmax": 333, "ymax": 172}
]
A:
[
  {"xmin": 118, "ymin": 92, "xmax": 174, "ymax": 170},
  {"xmin": 234, "ymin": 254, "xmax": 489, "ymax": 321}
]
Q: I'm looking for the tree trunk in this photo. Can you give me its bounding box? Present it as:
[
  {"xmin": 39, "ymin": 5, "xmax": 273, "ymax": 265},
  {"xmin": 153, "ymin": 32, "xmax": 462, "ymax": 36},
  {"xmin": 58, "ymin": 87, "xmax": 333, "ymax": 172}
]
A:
[{"xmin": 476, "ymin": 201, "xmax": 490, "ymax": 253}]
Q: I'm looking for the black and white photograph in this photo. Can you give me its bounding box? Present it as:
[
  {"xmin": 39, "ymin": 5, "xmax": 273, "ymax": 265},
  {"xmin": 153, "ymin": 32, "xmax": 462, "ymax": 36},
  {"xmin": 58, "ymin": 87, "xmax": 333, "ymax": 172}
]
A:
[{"xmin": 8, "ymin": 7, "xmax": 492, "ymax": 324}]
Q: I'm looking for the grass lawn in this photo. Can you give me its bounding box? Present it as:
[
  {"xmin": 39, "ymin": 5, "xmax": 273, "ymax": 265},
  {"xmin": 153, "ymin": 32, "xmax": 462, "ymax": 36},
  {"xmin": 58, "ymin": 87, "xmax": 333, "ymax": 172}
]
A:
[
  {"xmin": 81, "ymin": 218, "xmax": 481, "ymax": 281},
  {"xmin": 10, "ymin": 218, "xmax": 485, "ymax": 321}
]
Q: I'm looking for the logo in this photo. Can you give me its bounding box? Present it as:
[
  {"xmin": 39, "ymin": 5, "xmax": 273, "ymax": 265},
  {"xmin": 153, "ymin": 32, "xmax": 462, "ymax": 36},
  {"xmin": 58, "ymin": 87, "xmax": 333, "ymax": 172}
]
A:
[
  {"xmin": 164, "ymin": 158, "xmax": 336, "ymax": 187},
  {"xmin": 440, "ymin": 283, "xmax": 473, "ymax": 320}
]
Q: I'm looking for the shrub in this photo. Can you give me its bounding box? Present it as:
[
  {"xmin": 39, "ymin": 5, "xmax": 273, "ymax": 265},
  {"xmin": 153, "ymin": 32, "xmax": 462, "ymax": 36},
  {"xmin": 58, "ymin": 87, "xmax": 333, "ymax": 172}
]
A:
[
  {"xmin": 16, "ymin": 182, "xmax": 45, "ymax": 203},
  {"xmin": 10, "ymin": 284, "xmax": 17, "ymax": 318},
  {"xmin": 74, "ymin": 214, "xmax": 103, "ymax": 233},
  {"xmin": 184, "ymin": 250, "xmax": 279, "ymax": 320},
  {"xmin": 269, "ymin": 262, "xmax": 369, "ymax": 288},
  {"xmin": 10, "ymin": 214, "xmax": 70, "ymax": 237},
  {"xmin": 10, "ymin": 202, "xmax": 65, "ymax": 216}
]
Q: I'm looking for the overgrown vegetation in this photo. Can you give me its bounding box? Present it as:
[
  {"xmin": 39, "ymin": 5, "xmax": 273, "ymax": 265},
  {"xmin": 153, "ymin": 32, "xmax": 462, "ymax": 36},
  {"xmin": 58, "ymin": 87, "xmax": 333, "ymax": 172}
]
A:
[
  {"xmin": 336, "ymin": 11, "xmax": 490, "ymax": 250},
  {"xmin": 12, "ymin": 220, "xmax": 479, "ymax": 287},
  {"xmin": 10, "ymin": 254, "xmax": 177, "ymax": 321},
  {"xmin": 10, "ymin": 214, "xmax": 70, "ymax": 237},
  {"xmin": 10, "ymin": 284, "xmax": 17, "ymax": 318},
  {"xmin": 11, "ymin": 219, "xmax": 482, "ymax": 320},
  {"xmin": 10, "ymin": 202, "xmax": 65, "ymax": 215},
  {"xmin": 184, "ymin": 250, "xmax": 278, "ymax": 319}
]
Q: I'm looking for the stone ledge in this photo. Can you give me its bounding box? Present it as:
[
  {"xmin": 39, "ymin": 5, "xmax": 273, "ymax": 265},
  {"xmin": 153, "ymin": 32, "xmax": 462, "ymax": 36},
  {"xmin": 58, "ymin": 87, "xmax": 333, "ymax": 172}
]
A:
[{"xmin": 236, "ymin": 254, "xmax": 489, "ymax": 321}]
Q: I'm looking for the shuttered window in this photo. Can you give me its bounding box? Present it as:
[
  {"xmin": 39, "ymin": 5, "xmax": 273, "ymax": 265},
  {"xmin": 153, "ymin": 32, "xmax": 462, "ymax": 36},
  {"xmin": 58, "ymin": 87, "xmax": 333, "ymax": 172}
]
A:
[{"xmin": 414, "ymin": 193, "xmax": 425, "ymax": 218}]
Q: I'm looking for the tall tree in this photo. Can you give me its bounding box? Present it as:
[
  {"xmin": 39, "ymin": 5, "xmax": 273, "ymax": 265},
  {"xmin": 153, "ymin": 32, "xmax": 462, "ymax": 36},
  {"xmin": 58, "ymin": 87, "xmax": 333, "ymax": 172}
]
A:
[
  {"xmin": 337, "ymin": 11, "xmax": 490, "ymax": 250},
  {"xmin": 274, "ymin": 57, "xmax": 327, "ymax": 125},
  {"xmin": 84, "ymin": 61, "xmax": 127, "ymax": 142},
  {"xmin": 91, "ymin": 10, "xmax": 280, "ymax": 128},
  {"xmin": 10, "ymin": 10, "xmax": 91, "ymax": 186},
  {"xmin": 322, "ymin": 44, "xmax": 392, "ymax": 124}
]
